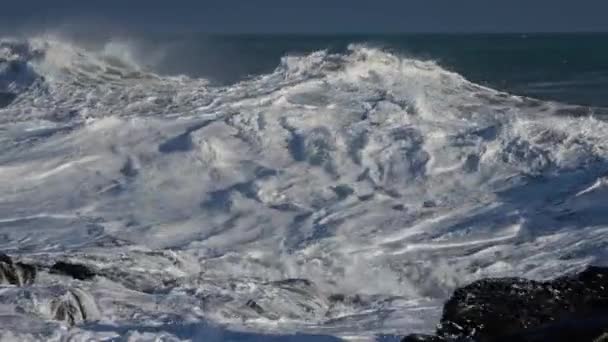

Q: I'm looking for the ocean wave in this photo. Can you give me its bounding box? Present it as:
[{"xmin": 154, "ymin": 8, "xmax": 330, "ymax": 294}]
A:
[{"xmin": 1, "ymin": 36, "xmax": 608, "ymax": 339}]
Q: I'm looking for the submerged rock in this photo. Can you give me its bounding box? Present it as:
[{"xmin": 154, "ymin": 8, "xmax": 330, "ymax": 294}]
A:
[
  {"xmin": 246, "ymin": 299, "xmax": 265, "ymax": 315},
  {"xmin": 50, "ymin": 262, "xmax": 96, "ymax": 280},
  {"xmin": 0, "ymin": 254, "xmax": 36, "ymax": 286},
  {"xmin": 402, "ymin": 266, "xmax": 608, "ymax": 342},
  {"xmin": 50, "ymin": 288, "xmax": 99, "ymax": 326},
  {"xmin": 14, "ymin": 262, "xmax": 36, "ymax": 285}
]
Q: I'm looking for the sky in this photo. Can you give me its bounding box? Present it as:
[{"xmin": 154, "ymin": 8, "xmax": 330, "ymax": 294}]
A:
[{"xmin": 1, "ymin": 0, "xmax": 608, "ymax": 34}]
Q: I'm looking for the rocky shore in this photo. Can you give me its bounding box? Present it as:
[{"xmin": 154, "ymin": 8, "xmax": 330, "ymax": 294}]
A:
[
  {"xmin": 0, "ymin": 253, "xmax": 99, "ymax": 326},
  {"xmin": 403, "ymin": 266, "xmax": 608, "ymax": 342},
  {"xmin": 5, "ymin": 250, "xmax": 608, "ymax": 341}
]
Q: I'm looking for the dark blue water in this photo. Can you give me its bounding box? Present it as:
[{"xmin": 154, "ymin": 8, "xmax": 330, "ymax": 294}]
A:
[{"xmin": 135, "ymin": 33, "xmax": 608, "ymax": 107}]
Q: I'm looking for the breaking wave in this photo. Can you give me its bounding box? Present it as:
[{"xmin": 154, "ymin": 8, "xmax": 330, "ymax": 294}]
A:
[{"xmin": 2, "ymin": 36, "xmax": 608, "ymax": 339}]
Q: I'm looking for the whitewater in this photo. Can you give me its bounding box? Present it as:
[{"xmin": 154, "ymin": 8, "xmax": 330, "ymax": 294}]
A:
[{"xmin": 1, "ymin": 35, "xmax": 608, "ymax": 341}]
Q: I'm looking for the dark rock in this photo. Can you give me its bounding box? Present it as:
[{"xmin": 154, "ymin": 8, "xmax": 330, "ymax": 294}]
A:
[
  {"xmin": 327, "ymin": 293, "xmax": 364, "ymax": 306},
  {"xmin": 423, "ymin": 201, "xmax": 436, "ymax": 208},
  {"xmin": 246, "ymin": 299, "xmax": 265, "ymax": 315},
  {"xmin": 50, "ymin": 262, "xmax": 96, "ymax": 280},
  {"xmin": 493, "ymin": 316, "xmax": 608, "ymax": 342},
  {"xmin": 402, "ymin": 266, "xmax": 608, "ymax": 342},
  {"xmin": 401, "ymin": 334, "xmax": 445, "ymax": 342},
  {"xmin": 271, "ymin": 278, "xmax": 314, "ymax": 288},
  {"xmin": 119, "ymin": 157, "xmax": 138, "ymax": 178},
  {"xmin": 15, "ymin": 262, "xmax": 36, "ymax": 286},
  {"xmin": 0, "ymin": 253, "xmax": 13, "ymax": 265},
  {"xmin": 50, "ymin": 288, "xmax": 99, "ymax": 326},
  {"xmin": 0, "ymin": 261, "xmax": 19, "ymax": 285},
  {"xmin": 358, "ymin": 194, "xmax": 374, "ymax": 201},
  {"xmin": 331, "ymin": 185, "xmax": 354, "ymax": 200},
  {"xmin": 158, "ymin": 132, "xmax": 193, "ymax": 153},
  {"xmin": 392, "ymin": 204, "xmax": 406, "ymax": 211},
  {"xmin": 0, "ymin": 255, "xmax": 36, "ymax": 286},
  {"xmin": 328, "ymin": 294, "xmax": 346, "ymax": 302},
  {"xmin": 52, "ymin": 297, "xmax": 81, "ymax": 326}
]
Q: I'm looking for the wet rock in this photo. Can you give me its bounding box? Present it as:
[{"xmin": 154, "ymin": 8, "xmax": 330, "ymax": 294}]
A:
[
  {"xmin": 328, "ymin": 294, "xmax": 346, "ymax": 302},
  {"xmin": 423, "ymin": 200, "xmax": 436, "ymax": 208},
  {"xmin": 246, "ymin": 299, "xmax": 265, "ymax": 315},
  {"xmin": 326, "ymin": 293, "xmax": 368, "ymax": 319},
  {"xmin": 0, "ymin": 254, "xmax": 36, "ymax": 286},
  {"xmin": 401, "ymin": 334, "xmax": 445, "ymax": 342},
  {"xmin": 331, "ymin": 185, "xmax": 354, "ymax": 200},
  {"xmin": 402, "ymin": 266, "xmax": 608, "ymax": 342},
  {"xmin": 50, "ymin": 262, "xmax": 96, "ymax": 280},
  {"xmin": 0, "ymin": 253, "xmax": 12, "ymax": 265},
  {"xmin": 119, "ymin": 157, "xmax": 139, "ymax": 178},
  {"xmin": 271, "ymin": 278, "xmax": 315, "ymax": 289},
  {"xmin": 51, "ymin": 297, "xmax": 81, "ymax": 325},
  {"xmin": 0, "ymin": 261, "xmax": 19, "ymax": 285},
  {"xmin": 327, "ymin": 293, "xmax": 363, "ymax": 306},
  {"xmin": 493, "ymin": 316, "xmax": 608, "ymax": 342},
  {"xmin": 0, "ymin": 92, "xmax": 16, "ymax": 108},
  {"xmin": 158, "ymin": 132, "xmax": 193, "ymax": 153},
  {"xmin": 392, "ymin": 204, "xmax": 406, "ymax": 211},
  {"xmin": 14, "ymin": 262, "xmax": 36, "ymax": 286},
  {"xmin": 50, "ymin": 288, "xmax": 99, "ymax": 326}
]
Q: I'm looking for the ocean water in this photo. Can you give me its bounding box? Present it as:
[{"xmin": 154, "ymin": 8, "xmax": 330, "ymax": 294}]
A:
[
  {"xmin": 1, "ymin": 33, "xmax": 608, "ymax": 341},
  {"xmin": 139, "ymin": 33, "xmax": 608, "ymax": 106}
]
